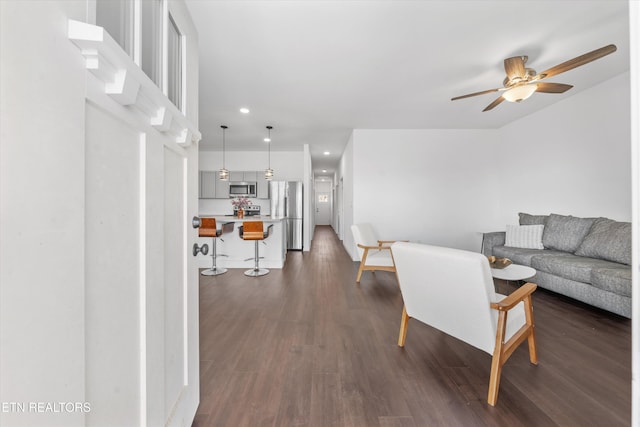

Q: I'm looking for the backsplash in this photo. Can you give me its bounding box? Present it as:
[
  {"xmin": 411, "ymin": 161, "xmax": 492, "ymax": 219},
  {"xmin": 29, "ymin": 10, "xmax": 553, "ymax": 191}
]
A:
[{"xmin": 199, "ymin": 198, "xmax": 271, "ymax": 215}]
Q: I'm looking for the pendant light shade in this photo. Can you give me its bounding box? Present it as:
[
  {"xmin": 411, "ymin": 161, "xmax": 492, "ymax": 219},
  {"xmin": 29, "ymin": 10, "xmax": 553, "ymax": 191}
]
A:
[
  {"xmin": 219, "ymin": 125, "xmax": 229, "ymax": 181},
  {"xmin": 265, "ymin": 126, "xmax": 274, "ymax": 180}
]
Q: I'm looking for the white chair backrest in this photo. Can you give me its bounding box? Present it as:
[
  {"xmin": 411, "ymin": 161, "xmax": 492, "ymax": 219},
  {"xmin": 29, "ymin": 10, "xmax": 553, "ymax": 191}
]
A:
[
  {"xmin": 391, "ymin": 241, "xmax": 498, "ymax": 354},
  {"xmin": 351, "ymin": 223, "xmax": 379, "ymax": 260}
]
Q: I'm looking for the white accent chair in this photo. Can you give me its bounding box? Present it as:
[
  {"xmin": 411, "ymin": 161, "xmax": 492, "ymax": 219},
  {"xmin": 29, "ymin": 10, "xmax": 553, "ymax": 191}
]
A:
[
  {"xmin": 351, "ymin": 223, "xmax": 399, "ymax": 283},
  {"xmin": 391, "ymin": 241, "xmax": 538, "ymax": 406}
]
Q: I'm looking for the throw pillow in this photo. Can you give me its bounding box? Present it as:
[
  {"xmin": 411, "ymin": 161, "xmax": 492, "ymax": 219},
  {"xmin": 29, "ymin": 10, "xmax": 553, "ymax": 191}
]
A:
[
  {"xmin": 542, "ymin": 213, "xmax": 596, "ymax": 253},
  {"xmin": 519, "ymin": 212, "xmax": 548, "ymax": 226},
  {"xmin": 575, "ymin": 218, "xmax": 631, "ymax": 265},
  {"xmin": 505, "ymin": 224, "xmax": 544, "ymax": 249}
]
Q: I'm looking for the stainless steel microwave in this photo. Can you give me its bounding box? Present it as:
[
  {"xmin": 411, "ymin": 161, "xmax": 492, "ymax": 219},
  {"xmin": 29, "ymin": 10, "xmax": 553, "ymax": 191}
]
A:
[{"xmin": 229, "ymin": 181, "xmax": 257, "ymax": 198}]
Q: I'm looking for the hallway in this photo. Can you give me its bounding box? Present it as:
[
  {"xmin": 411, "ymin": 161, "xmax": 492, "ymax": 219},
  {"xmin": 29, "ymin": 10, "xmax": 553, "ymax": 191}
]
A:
[{"xmin": 193, "ymin": 225, "xmax": 630, "ymax": 426}]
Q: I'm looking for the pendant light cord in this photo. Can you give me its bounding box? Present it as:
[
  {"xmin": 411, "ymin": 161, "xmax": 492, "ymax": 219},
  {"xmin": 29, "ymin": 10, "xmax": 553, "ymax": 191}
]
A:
[{"xmin": 221, "ymin": 125, "xmax": 227, "ymax": 168}]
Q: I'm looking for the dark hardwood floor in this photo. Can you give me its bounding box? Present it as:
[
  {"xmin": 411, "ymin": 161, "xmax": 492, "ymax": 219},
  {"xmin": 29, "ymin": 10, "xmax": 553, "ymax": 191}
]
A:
[{"xmin": 193, "ymin": 225, "xmax": 631, "ymax": 427}]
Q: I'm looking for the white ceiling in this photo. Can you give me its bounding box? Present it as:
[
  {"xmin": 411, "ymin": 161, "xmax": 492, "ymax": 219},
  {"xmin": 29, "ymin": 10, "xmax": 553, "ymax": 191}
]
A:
[{"xmin": 184, "ymin": 0, "xmax": 630, "ymax": 176}]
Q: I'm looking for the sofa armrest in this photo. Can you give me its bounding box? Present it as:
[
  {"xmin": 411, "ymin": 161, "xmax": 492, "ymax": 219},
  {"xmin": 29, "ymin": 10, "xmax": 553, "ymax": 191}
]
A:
[{"xmin": 482, "ymin": 231, "xmax": 506, "ymax": 256}]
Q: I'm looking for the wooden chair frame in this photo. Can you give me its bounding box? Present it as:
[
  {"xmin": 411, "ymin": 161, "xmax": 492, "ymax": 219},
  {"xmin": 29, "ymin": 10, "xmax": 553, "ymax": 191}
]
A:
[
  {"xmin": 355, "ymin": 240, "xmax": 398, "ymax": 283},
  {"xmin": 398, "ymin": 282, "xmax": 538, "ymax": 406}
]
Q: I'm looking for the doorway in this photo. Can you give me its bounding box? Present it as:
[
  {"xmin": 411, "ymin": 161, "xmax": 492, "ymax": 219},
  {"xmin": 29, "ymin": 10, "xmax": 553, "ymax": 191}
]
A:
[
  {"xmin": 314, "ymin": 179, "xmax": 333, "ymax": 226},
  {"xmin": 315, "ymin": 191, "xmax": 332, "ymax": 225}
]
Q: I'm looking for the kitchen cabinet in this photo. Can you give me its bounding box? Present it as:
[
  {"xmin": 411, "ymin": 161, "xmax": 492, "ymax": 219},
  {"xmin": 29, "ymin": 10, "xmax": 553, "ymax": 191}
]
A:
[
  {"xmin": 201, "ymin": 170, "xmax": 268, "ymax": 199},
  {"xmin": 230, "ymin": 170, "xmax": 258, "ymax": 182},
  {"xmin": 229, "ymin": 171, "xmax": 244, "ymax": 182},
  {"xmin": 242, "ymin": 171, "xmax": 258, "ymax": 182},
  {"xmin": 257, "ymin": 179, "xmax": 269, "ymax": 199},
  {"xmin": 215, "ymin": 178, "xmax": 229, "ymax": 198},
  {"xmin": 199, "ymin": 171, "xmax": 217, "ymax": 199},
  {"xmin": 199, "ymin": 170, "xmax": 230, "ymax": 199}
]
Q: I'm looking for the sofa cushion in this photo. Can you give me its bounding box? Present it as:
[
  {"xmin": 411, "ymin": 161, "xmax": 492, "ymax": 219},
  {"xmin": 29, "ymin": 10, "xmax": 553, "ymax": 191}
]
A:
[
  {"xmin": 505, "ymin": 224, "xmax": 544, "ymax": 249},
  {"xmin": 492, "ymin": 246, "xmax": 564, "ymax": 267},
  {"xmin": 591, "ymin": 267, "xmax": 632, "ymax": 297},
  {"xmin": 575, "ymin": 218, "xmax": 631, "ymax": 265},
  {"xmin": 531, "ymin": 253, "xmax": 622, "ymax": 284},
  {"xmin": 542, "ymin": 213, "xmax": 596, "ymax": 253},
  {"xmin": 519, "ymin": 212, "xmax": 548, "ymax": 226}
]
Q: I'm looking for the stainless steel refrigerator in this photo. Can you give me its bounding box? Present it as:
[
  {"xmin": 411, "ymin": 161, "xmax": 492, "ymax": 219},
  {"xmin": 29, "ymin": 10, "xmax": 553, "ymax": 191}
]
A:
[{"xmin": 269, "ymin": 181, "xmax": 303, "ymax": 250}]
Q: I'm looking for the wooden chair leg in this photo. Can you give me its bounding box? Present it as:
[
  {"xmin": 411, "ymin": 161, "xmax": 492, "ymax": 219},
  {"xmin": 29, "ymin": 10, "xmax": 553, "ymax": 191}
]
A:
[
  {"xmin": 398, "ymin": 306, "xmax": 410, "ymax": 347},
  {"xmin": 488, "ymin": 310, "xmax": 508, "ymax": 406},
  {"xmin": 356, "ymin": 264, "xmax": 364, "ymax": 283},
  {"xmin": 356, "ymin": 248, "xmax": 369, "ymax": 283},
  {"xmin": 524, "ymin": 296, "xmax": 538, "ymax": 365}
]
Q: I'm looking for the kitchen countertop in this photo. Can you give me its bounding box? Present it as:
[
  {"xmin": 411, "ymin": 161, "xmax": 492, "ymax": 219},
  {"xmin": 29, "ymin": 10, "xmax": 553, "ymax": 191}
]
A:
[{"xmin": 199, "ymin": 214, "xmax": 284, "ymax": 223}]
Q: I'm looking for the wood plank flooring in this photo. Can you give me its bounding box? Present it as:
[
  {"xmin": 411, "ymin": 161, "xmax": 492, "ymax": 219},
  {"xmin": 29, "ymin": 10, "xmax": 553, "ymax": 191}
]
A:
[{"xmin": 193, "ymin": 225, "xmax": 631, "ymax": 427}]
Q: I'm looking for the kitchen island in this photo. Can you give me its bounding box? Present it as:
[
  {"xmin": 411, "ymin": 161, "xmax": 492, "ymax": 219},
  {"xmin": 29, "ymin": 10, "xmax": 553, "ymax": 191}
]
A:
[{"xmin": 196, "ymin": 216, "xmax": 286, "ymax": 270}]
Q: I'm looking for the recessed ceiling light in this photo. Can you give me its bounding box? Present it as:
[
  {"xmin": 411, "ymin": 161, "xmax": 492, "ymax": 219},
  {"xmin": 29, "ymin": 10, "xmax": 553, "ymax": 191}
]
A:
[
  {"xmin": 239, "ymin": 107, "xmax": 250, "ymax": 114},
  {"xmin": 323, "ymin": 151, "xmax": 330, "ymax": 155},
  {"xmin": 322, "ymin": 170, "xmax": 327, "ymax": 173}
]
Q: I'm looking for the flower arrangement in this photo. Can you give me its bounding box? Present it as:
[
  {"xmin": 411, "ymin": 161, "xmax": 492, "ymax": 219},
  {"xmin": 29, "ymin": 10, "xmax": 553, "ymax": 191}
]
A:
[{"xmin": 231, "ymin": 196, "xmax": 252, "ymax": 211}]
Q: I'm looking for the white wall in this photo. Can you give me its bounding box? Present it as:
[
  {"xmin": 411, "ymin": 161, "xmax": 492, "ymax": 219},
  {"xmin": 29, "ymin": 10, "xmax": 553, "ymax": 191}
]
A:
[
  {"xmin": 342, "ymin": 72, "xmax": 632, "ymax": 260},
  {"xmin": 1, "ymin": 2, "xmax": 88, "ymax": 426},
  {"xmin": 199, "ymin": 149, "xmax": 303, "ymax": 179},
  {"xmin": 349, "ymin": 129, "xmax": 500, "ymax": 259},
  {"xmin": 339, "ymin": 134, "xmax": 355, "ymax": 256},
  {"xmin": 198, "ymin": 149, "xmax": 303, "ymax": 214},
  {"xmin": 498, "ymin": 72, "xmax": 631, "ymax": 224},
  {"xmin": 303, "ymin": 144, "xmax": 313, "ymax": 250}
]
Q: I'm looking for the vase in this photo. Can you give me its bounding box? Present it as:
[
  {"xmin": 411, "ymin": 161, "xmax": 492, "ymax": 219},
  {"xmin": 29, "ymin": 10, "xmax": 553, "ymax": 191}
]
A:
[{"xmin": 237, "ymin": 209, "xmax": 244, "ymax": 218}]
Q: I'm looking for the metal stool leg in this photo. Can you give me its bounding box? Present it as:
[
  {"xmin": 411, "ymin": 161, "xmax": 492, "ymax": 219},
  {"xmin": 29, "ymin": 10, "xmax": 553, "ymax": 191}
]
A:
[
  {"xmin": 201, "ymin": 236, "xmax": 228, "ymax": 276},
  {"xmin": 244, "ymin": 240, "xmax": 269, "ymax": 277}
]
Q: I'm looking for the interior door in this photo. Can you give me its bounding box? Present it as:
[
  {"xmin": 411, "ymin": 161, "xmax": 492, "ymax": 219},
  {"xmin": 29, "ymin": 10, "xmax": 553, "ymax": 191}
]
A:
[
  {"xmin": 315, "ymin": 192, "xmax": 332, "ymax": 225},
  {"xmin": 84, "ymin": 99, "xmax": 200, "ymax": 427},
  {"xmin": 75, "ymin": 15, "xmax": 201, "ymax": 422}
]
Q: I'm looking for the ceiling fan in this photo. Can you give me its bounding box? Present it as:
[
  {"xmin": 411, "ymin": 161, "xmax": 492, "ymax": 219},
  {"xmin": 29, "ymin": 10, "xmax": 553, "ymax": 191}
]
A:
[{"xmin": 451, "ymin": 44, "xmax": 617, "ymax": 112}]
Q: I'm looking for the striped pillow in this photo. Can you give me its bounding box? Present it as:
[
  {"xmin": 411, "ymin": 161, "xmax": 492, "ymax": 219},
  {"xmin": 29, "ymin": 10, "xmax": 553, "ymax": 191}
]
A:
[{"xmin": 505, "ymin": 224, "xmax": 544, "ymax": 249}]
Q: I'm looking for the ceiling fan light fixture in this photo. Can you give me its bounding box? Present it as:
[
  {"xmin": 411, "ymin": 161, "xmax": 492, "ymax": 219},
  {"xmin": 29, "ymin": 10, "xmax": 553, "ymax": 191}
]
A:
[{"xmin": 503, "ymin": 84, "xmax": 538, "ymax": 103}]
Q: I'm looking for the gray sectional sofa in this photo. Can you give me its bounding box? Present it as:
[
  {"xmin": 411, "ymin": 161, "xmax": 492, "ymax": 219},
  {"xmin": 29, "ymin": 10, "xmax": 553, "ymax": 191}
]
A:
[{"xmin": 482, "ymin": 213, "xmax": 632, "ymax": 318}]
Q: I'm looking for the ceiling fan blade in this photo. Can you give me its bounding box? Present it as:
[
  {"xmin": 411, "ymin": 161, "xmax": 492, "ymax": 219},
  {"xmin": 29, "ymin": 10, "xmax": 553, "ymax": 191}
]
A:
[
  {"xmin": 451, "ymin": 87, "xmax": 502, "ymax": 101},
  {"xmin": 483, "ymin": 96, "xmax": 505, "ymax": 112},
  {"xmin": 535, "ymin": 82, "xmax": 573, "ymax": 93},
  {"xmin": 504, "ymin": 56, "xmax": 526, "ymax": 80},
  {"xmin": 535, "ymin": 44, "xmax": 617, "ymax": 80}
]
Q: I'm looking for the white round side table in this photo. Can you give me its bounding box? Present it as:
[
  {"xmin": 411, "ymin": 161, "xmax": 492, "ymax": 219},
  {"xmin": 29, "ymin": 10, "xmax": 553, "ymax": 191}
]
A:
[{"xmin": 491, "ymin": 264, "xmax": 536, "ymax": 282}]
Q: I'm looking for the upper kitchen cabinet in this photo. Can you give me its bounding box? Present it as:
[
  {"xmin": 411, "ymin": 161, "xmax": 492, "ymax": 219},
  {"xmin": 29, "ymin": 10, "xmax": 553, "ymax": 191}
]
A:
[
  {"xmin": 230, "ymin": 171, "xmax": 257, "ymax": 182},
  {"xmin": 199, "ymin": 171, "xmax": 216, "ymax": 198},
  {"xmin": 229, "ymin": 171, "xmax": 243, "ymax": 182},
  {"xmin": 199, "ymin": 170, "xmax": 230, "ymax": 198},
  {"xmin": 242, "ymin": 171, "xmax": 258, "ymax": 182},
  {"xmin": 257, "ymin": 180, "xmax": 269, "ymax": 199},
  {"xmin": 215, "ymin": 177, "xmax": 229, "ymax": 198},
  {"xmin": 200, "ymin": 170, "xmax": 268, "ymax": 199}
]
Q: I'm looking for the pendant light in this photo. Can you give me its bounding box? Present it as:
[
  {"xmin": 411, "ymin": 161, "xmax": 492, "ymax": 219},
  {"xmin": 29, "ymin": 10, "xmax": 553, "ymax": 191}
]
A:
[
  {"xmin": 219, "ymin": 125, "xmax": 229, "ymax": 181},
  {"xmin": 264, "ymin": 125, "xmax": 274, "ymax": 180}
]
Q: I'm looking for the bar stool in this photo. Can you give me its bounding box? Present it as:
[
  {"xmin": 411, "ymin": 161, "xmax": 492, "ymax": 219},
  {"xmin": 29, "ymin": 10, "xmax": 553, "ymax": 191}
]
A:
[
  {"xmin": 239, "ymin": 221, "xmax": 274, "ymax": 277},
  {"xmin": 199, "ymin": 218, "xmax": 234, "ymax": 276}
]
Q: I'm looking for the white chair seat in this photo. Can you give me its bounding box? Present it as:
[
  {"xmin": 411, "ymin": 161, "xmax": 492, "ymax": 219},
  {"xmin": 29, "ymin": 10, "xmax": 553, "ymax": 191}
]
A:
[{"xmin": 364, "ymin": 250, "xmax": 395, "ymax": 267}]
